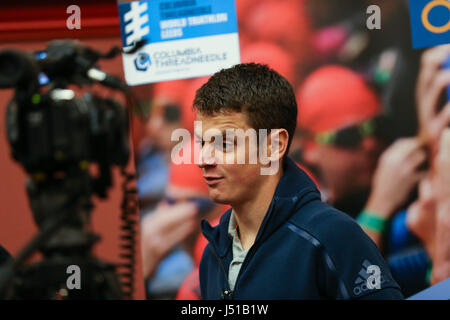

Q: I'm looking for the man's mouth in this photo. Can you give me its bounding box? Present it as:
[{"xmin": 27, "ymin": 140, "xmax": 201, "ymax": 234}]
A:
[{"xmin": 204, "ymin": 176, "xmax": 224, "ymax": 186}]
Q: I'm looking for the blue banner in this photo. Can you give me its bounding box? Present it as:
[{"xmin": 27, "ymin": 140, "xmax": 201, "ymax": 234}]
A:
[{"xmin": 119, "ymin": 0, "xmax": 238, "ymax": 47}]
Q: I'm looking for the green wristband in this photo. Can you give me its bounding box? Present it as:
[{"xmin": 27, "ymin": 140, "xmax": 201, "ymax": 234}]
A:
[
  {"xmin": 357, "ymin": 210, "xmax": 387, "ymax": 233},
  {"xmin": 426, "ymin": 265, "xmax": 433, "ymax": 285}
]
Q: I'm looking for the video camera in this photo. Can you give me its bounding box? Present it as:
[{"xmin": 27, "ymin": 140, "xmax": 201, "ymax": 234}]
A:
[{"xmin": 0, "ymin": 40, "xmax": 129, "ymax": 190}]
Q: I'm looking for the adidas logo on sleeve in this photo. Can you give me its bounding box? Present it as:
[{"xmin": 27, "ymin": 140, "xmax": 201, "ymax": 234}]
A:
[{"xmin": 353, "ymin": 259, "xmax": 388, "ymax": 296}]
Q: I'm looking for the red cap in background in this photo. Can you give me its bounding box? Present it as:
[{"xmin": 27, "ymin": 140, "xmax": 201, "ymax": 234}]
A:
[
  {"xmin": 244, "ymin": 0, "xmax": 311, "ymax": 72},
  {"xmin": 296, "ymin": 65, "xmax": 381, "ymax": 133},
  {"xmin": 241, "ymin": 41, "xmax": 296, "ymax": 85}
]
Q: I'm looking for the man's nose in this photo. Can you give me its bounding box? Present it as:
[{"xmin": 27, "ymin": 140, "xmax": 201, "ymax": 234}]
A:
[{"xmin": 197, "ymin": 143, "xmax": 218, "ymax": 168}]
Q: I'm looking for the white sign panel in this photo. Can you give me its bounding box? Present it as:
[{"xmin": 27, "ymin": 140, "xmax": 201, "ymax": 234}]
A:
[{"xmin": 118, "ymin": 0, "xmax": 240, "ymax": 85}]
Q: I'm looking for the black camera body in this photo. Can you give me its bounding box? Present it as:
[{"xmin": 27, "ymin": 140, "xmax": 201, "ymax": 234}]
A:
[
  {"xmin": 1, "ymin": 41, "xmax": 130, "ymax": 178},
  {"xmin": 6, "ymin": 91, "xmax": 129, "ymax": 173}
]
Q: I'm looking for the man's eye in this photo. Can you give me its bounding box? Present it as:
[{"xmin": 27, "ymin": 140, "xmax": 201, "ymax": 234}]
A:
[
  {"xmin": 196, "ymin": 139, "xmax": 205, "ymax": 147},
  {"xmin": 223, "ymin": 142, "xmax": 233, "ymax": 152},
  {"xmin": 212, "ymin": 139, "xmax": 225, "ymax": 150}
]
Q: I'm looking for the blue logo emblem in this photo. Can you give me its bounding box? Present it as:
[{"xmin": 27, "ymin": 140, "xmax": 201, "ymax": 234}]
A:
[
  {"xmin": 409, "ymin": 0, "xmax": 450, "ymax": 49},
  {"xmin": 134, "ymin": 52, "xmax": 151, "ymax": 71},
  {"xmin": 119, "ymin": 1, "xmax": 151, "ymax": 47}
]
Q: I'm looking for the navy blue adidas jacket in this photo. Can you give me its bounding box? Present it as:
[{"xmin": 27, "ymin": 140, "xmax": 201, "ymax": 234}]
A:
[{"xmin": 199, "ymin": 157, "xmax": 403, "ymax": 300}]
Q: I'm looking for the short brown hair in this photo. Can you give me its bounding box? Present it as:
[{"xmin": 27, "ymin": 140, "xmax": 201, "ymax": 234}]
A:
[{"xmin": 193, "ymin": 63, "xmax": 297, "ymax": 154}]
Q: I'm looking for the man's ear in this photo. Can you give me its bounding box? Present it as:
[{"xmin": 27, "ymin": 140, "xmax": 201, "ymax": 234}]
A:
[{"xmin": 267, "ymin": 129, "xmax": 289, "ymax": 162}]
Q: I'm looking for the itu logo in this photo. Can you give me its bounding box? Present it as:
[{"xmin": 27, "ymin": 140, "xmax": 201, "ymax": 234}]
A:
[
  {"xmin": 409, "ymin": 0, "xmax": 450, "ymax": 49},
  {"xmin": 422, "ymin": 0, "xmax": 450, "ymax": 33},
  {"xmin": 134, "ymin": 52, "xmax": 151, "ymax": 71},
  {"xmin": 119, "ymin": 1, "xmax": 151, "ymax": 47}
]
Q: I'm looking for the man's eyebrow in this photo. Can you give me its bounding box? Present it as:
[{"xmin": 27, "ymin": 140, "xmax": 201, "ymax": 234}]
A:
[
  {"xmin": 194, "ymin": 129, "xmax": 234, "ymax": 137},
  {"xmin": 221, "ymin": 130, "xmax": 239, "ymax": 140}
]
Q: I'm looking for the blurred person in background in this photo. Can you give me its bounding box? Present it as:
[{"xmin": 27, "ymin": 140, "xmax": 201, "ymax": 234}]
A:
[
  {"xmin": 361, "ymin": 45, "xmax": 450, "ymax": 297},
  {"xmin": 295, "ymin": 65, "xmax": 426, "ymax": 230},
  {"xmin": 407, "ymin": 130, "xmax": 450, "ymax": 286},
  {"xmin": 136, "ymin": 80, "xmax": 191, "ymax": 212},
  {"xmin": 141, "ymin": 139, "xmax": 223, "ymax": 299},
  {"xmin": 307, "ymin": 0, "xmax": 410, "ymax": 68},
  {"xmin": 375, "ymin": 45, "xmax": 450, "ymax": 297},
  {"xmin": 293, "ymin": 45, "xmax": 450, "ymax": 297},
  {"xmin": 137, "ymin": 76, "xmax": 213, "ymax": 299},
  {"xmin": 403, "ymin": 45, "xmax": 450, "ymax": 290},
  {"xmin": 307, "ymin": 0, "xmax": 421, "ymax": 140}
]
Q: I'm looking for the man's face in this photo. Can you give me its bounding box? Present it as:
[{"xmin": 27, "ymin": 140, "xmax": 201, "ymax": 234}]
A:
[
  {"xmin": 195, "ymin": 112, "xmax": 267, "ymax": 206},
  {"xmin": 302, "ymin": 138, "xmax": 379, "ymax": 202},
  {"xmin": 146, "ymin": 99, "xmax": 182, "ymax": 152}
]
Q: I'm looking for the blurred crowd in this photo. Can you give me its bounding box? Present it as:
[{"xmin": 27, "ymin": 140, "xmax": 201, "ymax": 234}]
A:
[{"xmin": 135, "ymin": 0, "xmax": 450, "ymax": 299}]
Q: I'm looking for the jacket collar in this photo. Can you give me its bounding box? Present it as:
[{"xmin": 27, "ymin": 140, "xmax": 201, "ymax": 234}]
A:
[{"xmin": 201, "ymin": 157, "xmax": 321, "ymax": 257}]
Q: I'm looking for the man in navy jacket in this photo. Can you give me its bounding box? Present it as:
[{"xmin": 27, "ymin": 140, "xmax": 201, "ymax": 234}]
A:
[{"xmin": 193, "ymin": 63, "xmax": 403, "ymax": 300}]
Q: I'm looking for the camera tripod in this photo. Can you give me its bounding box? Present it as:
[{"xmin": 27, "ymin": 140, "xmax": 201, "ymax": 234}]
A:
[{"xmin": 0, "ymin": 168, "xmax": 125, "ymax": 299}]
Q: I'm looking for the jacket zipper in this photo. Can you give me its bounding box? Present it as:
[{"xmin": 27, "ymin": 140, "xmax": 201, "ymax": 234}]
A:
[{"xmin": 232, "ymin": 199, "xmax": 277, "ymax": 294}]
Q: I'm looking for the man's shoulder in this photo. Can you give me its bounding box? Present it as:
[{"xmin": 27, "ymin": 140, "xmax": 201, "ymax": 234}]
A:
[
  {"xmin": 288, "ymin": 200, "xmax": 365, "ymax": 247},
  {"xmin": 287, "ymin": 201, "xmax": 403, "ymax": 300},
  {"xmin": 286, "ymin": 200, "xmax": 381, "ymax": 259}
]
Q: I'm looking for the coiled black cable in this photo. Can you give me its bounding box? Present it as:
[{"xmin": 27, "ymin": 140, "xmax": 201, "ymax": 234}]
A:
[{"xmin": 118, "ymin": 168, "xmax": 138, "ymax": 299}]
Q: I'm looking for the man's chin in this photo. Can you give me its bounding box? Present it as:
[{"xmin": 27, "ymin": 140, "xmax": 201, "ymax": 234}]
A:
[{"xmin": 208, "ymin": 191, "xmax": 231, "ymax": 205}]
